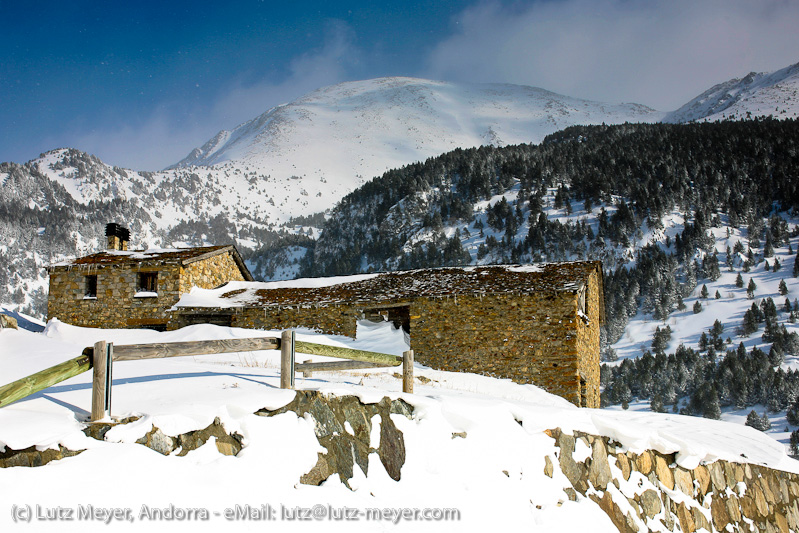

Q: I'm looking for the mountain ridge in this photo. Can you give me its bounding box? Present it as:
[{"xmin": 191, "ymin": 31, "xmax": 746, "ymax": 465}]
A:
[
  {"xmin": 2, "ymin": 64, "xmax": 799, "ymax": 317},
  {"xmin": 664, "ymin": 61, "xmax": 799, "ymax": 123}
]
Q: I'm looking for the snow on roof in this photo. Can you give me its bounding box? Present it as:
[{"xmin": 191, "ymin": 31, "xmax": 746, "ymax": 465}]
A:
[
  {"xmin": 54, "ymin": 245, "xmax": 232, "ymax": 267},
  {"xmin": 47, "ymin": 245, "xmax": 254, "ymax": 281},
  {"xmin": 175, "ymin": 261, "xmax": 602, "ymax": 310}
]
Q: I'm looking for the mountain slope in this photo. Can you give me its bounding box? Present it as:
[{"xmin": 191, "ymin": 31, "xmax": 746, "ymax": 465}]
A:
[
  {"xmin": 301, "ymin": 120, "xmax": 799, "ymax": 343},
  {"xmin": 665, "ymin": 61, "xmax": 799, "ymax": 123},
  {"xmin": 0, "ymin": 77, "xmax": 669, "ymax": 314},
  {"xmin": 170, "ymin": 77, "xmax": 663, "ymax": 181}
]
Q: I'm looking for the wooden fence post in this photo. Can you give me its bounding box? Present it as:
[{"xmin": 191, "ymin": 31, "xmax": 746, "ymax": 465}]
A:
[
  {"xmin": 91, "ymin": 341, "xmax": 113, "ymax": 422},
  {"xmin": 280, "ymin": 331, "xmax": 295, "ymax": 389},
  {"xmin": 402, "ymin": 350, "xmax": 414, "ymax": 394}
]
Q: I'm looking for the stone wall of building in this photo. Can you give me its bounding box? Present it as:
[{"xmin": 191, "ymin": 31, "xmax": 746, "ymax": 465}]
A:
[
  {"xmin": 172, "ymin": 274, "xmax": 602, "ymax": 408},
  {"xmin": 408, "ymin": 291, "xmax": 598, "ymax": 407},
  {"xmin": 575, "ymin": 269, "xmax": 602, "ymax": 407},
  {"xmin": 48, "ymin": 251, "xmax": 245, "ymax": 330},
  {"xmin": 48, "ymin": 264, "xmax": 181, "ymax": 329},
  {"xmin": 235, "ymin": 305, "xmax": 359, "ymax": 338},
  {"xmin": 180, "ymin": 252, "xmax": 247, "ymax": 293}
]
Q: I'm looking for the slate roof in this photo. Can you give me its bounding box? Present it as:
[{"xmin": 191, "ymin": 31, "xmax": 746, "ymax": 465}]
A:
[
  {"xmin": 213, "ymin": 261, "xmax": 603, "ymax": 320},
  {"xmin": 48, "ymin": 245, "xmax": 254, "ymax": 281}
]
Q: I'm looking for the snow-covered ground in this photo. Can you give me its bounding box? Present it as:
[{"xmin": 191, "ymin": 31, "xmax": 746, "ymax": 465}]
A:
[
  {"xmin": 1, "ymin": 318, "xmax": 796, "ymax": 532},
  {"xmin": 608, "ymin": 215, "xmax": 799, "ymax": 450}
]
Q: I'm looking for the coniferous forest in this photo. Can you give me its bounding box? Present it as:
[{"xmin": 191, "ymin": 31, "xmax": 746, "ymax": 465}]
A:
[
  {"xmin": 4, "ymin": 119, "xmax": 799, "ymax": 424},
  {"xmin": 299, "ymin": 119, "xmax": 799, "ymax": 420}
]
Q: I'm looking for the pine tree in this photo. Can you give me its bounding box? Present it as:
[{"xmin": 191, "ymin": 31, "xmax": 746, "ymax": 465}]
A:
[
  {"xmin": 779, "ymin": 279, "xmax": 789, "ymax": 296},
  {"xmin": 794, "ymin": 252, "xmax": 799, "ymax": 277},
  {"xmin": 715, "ymin": 290, "xmax": 721, "ymax": 299},
  {"xmin": 650, "ymin": 394, "xmax": 666, "ymax": 413},
  {"xmin": 769, "ymin": 345, "xmax": 785, "ymax": 367},
  {"xmin": 740, "ymin": 309, "xmax": 759, "ymax": 336},
  {"xmin": 698, "ymin": 332, "xmax": 709, "ymax": 351},
  {"xmin": 736, "ymin": 273, "xmax": 744, "ymax": 288},
  {"xmin": 746, "ymin": 410, "xmax": 770, "ymax": 431},
  {"xmin": 790, "ymin": 431, "xmax": 799, "ymax": 456},
  {"xmin": 693, "ymin": 301, "xmax": 702, "ymax": 314},
  {"xmin": 677, "ymin": 295, "xmax": 687, "ymax": 311},
  {"xmin": 747, "ymin": 278, "xmax": 757, "ymax": 298},
  {"xmin": 764, "ymin": 235, "xmax": 775, "ymax": 257},
  {"xmin": 700, "ymin": 284, "xmax": 709, "ymax": 299}
]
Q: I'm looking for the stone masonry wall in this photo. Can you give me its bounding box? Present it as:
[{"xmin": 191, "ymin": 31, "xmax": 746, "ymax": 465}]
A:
[
  {"xmin": 575, "ymin": 269, "xmax": 602, "ymax": 407},
  {"xmin": 180, "ymin": 252, "xmax": 247, "ymax": 293},
  {"xmin": 48, "ymin": 251, "xmax": 245, "ymax": 329},
  {"xmin": 409, "ymin": 291, "xmax": 598, "ymax": 407},
  {"xmin": 228, "ymin": 305, "xmax": 359, "ymax": 338},
  {"xmin": 175, "ymin": 280, "xmax": 602, "ymax": 408},
  {"xmin": 5, "ymin": 393, "xmax": 796, "ymax": 533},
  {"xmin": 48, "ymin": 264, "xmax": 182, "ymax": 329},
  {"xmin": 547, "ymin": 427, "xmax": 799, "ymax": 533}
]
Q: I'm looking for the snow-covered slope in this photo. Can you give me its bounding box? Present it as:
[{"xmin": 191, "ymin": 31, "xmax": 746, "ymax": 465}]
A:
[
  {"xmin": 170, "ymin": 77, "xmax": 663, "ymax": 186},
  {"xmin": 1, "ymin": 320, "xmax": 796, "ymax": 532},
  {"xmin": 664, "ymin": 61, "xmax": 799, "ymax": 123}
]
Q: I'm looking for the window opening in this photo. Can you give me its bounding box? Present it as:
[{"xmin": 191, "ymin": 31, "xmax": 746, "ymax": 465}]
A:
[
  {"xmin": 85, "ymin": 275, "xmax": 97, "ymax": 298},
  {"xmin": 138, "ymin": 272, "xmax": 158, "ymax": 293}
]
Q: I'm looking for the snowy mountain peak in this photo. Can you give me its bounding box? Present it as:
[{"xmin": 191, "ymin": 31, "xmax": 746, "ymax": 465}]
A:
[
  {"xmin": 665, "ymin": 61, "xmax": 799, "ymax": 123},
  {"xmin": 168, "ymin": 77, "xmax": 664, "ymax": 177}
]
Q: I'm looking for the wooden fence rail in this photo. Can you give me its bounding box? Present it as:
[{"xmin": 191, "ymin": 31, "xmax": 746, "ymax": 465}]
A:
[
  {"xmin": 112, "ymin": 337, "xmax": 280, "ymax": 361},
  {"xmin": 293, "ymin": 340, "xmax": 401, "ymax": 366},
  {"xmin": 0, "ymin": 349, "xmax": 93, "ymax": 409},
  {"xmin": 0, "ymin": 331, "xmax": 414, "ymax": 422}
]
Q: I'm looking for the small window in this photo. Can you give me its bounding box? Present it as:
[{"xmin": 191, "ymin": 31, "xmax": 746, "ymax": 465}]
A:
[
  {"xmin": 85, "ymin": 275, "xmax": 97, "ymax": 298},
  {"xmin": 578, "ymin": 286, "xmax": 587, "ymax": 314},
  {"xmin": 138, "ymin": 272, "xmax": 158, "ymax": 293}
]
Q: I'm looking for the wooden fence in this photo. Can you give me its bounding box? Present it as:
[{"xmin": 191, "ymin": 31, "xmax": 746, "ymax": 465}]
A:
[{"xmin": 0, "ymin": 331, "xmax": 414, "ymax": 422}]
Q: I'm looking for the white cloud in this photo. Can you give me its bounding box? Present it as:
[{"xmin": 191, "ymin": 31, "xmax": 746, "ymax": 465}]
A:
[{"xmin": 425, "ymin": 0, "xmax": 799, "ymax": 110}]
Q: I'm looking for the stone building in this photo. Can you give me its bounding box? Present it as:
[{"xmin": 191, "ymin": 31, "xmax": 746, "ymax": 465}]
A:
[
  {"xmin": 172, "ymin": 261, "xmax": 604, "ymax": 407},
  {"xmin": 46, "ymin": 224, "xmax": 253, "ymax": 331}
]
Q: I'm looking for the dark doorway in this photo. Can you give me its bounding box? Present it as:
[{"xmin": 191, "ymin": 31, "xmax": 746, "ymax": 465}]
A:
[{"xmin": 179, "ymin": 314, "xmax": 233, "ymax": 328}]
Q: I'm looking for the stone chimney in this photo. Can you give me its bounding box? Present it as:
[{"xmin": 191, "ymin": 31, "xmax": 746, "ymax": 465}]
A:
[{"xmin": 105, "ymin": 223, "xmax": 130, "ymax": 251}]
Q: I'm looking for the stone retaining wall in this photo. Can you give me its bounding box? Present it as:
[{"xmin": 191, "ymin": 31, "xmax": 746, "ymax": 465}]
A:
[
  {"xmin": 547, "ymin": 427, "xmax": 799, "ymax": 532},
  {"xmin": 4, "ymin": 393, "xmax": 798, "ymax": 532}
]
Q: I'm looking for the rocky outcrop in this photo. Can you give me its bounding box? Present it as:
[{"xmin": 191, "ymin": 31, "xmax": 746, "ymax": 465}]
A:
[
  {"xmin": 0, "ymin": 314, "xmax": 18, "ymax": 329},
  {"xmin": 0, "ymin": 444, "xmax": 83, "ymax": 467},
  {"xmin": 546, "ymin": 428, "xmax": 799, "ymax": 532},
  {"xmin": 256, "ymin": 391, "xmax": 414, "ymax": 488},
  {"xmin": 86, "ymin": 416, "xmax": 244, "ymax": 457}
]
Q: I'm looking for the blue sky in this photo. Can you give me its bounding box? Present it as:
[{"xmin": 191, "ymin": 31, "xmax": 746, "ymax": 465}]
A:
[{"xmin": 2, "ymin": 0, "xmax": 799, "ymax": 170}]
